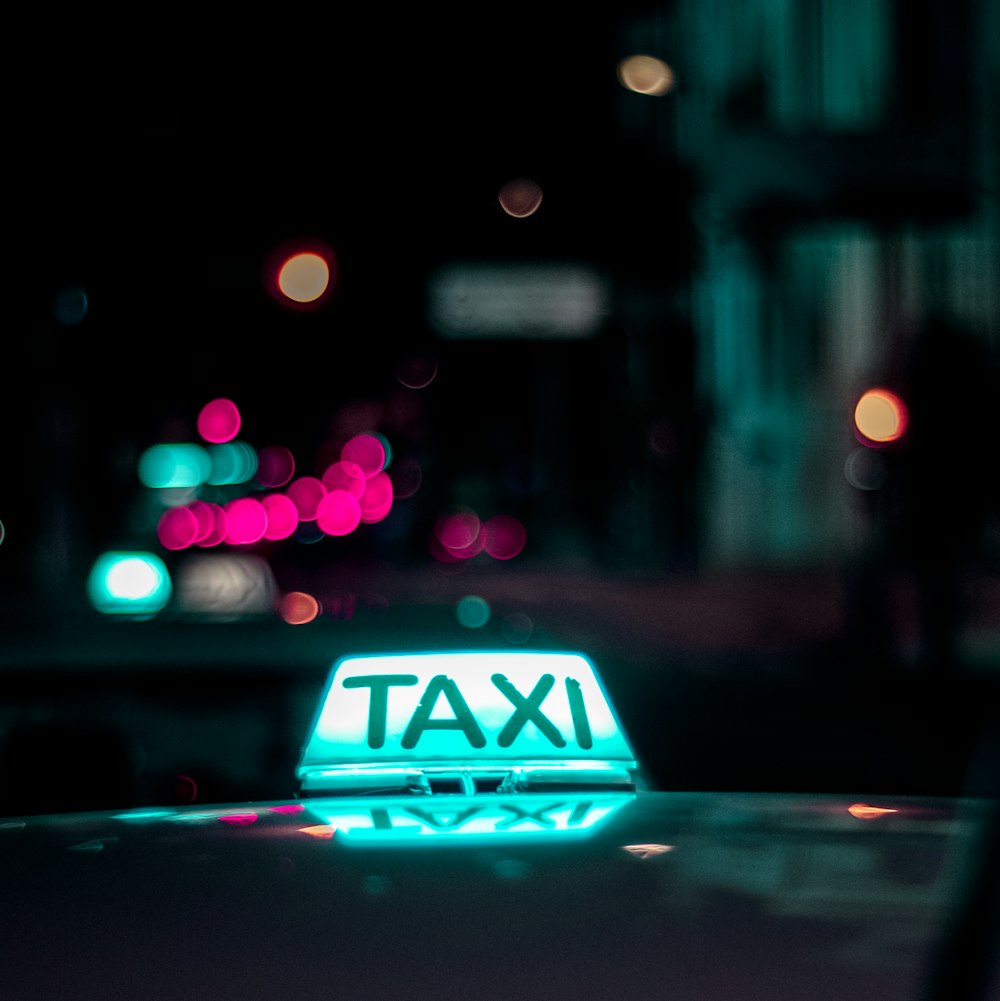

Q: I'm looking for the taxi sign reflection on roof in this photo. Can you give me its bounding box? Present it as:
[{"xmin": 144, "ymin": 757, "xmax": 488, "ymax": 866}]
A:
[
  {"xmin": 305, "ymin": 793, "xmax": 635, "ymax": 845},
  {"xmin": 297, "ymin": 652, "xmax": 640, "ymax": 795}
]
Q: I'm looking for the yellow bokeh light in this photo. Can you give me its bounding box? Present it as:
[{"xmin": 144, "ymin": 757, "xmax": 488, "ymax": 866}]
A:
[
  {"xmin": 617, "ymin": 55, "xmax": 675, "ymax": 96},
  {"xmin": 278, "ymin": 252, "xmax": 331, "ymax": 304},
  {"xmin": 854, "ymin": 388, "xmax": 908, "ymax": 443}
]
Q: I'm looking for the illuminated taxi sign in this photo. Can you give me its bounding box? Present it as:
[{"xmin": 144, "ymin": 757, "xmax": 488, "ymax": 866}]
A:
[
  {"xmin": 306, "ymin": 793, "xmax": 634, "ymax": 845},
  {"xmin": 298, "ymin": 651, "xmax": 638, "ymax": 792}
]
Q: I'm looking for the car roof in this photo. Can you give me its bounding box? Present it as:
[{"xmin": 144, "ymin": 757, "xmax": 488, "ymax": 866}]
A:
[{"xmin": 1, "ymin": 789, "xmax": 996, "ymax": 1001}]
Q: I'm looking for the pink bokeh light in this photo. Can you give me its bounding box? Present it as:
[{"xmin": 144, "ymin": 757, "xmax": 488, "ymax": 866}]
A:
[
  {"xmin": 434, "ymin": 509, "xmax": 483, "ymax": 559},
  {"xmin": 197, "ymin": 398, "xmax": 241, "ymax": 444},
  {"xmin": 196, "ymin": 503, "xmax": 228, "ymax": 548},
  {"xmin": 322, "ymin": 459, "xmax": 367, "ymax": 498},
  {"xmin": 224, "ymin": 497, "xmax": 268, "ymax": 545},
  {"xmin": 483, "ymin": 514, "xmax": 527, "ymax": 559},
  {"xmin": 158, "ymin": 506, "xmax": 200, "ymax": 550},
  {"xmin": 341, "ymin": 433, "xmax": 386, "ymax": 478},
  {"xmin": 359, "ymin": 470, "xmax": 393, "ymax": 523},
  {"xmin": 261, "ymin": 493, "xmax": 300, "ymax": 540},
  {"xmin": 286, "ymin": 476, "xmax": 327, "ymax": 521},
  {"xmin": 316, "ymin": 490, "xmax": 362, "ymax": 536},
  {"xmin": 187, "ymin": 500, "xmax": 219, "ymax": 545},
  {"xmin": 218, "ymin": 812, "xmax": 258, "ymax": 826}
]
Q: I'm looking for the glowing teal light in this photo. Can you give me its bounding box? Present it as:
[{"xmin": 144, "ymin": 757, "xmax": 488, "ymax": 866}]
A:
[
  {"xmin": 206, "ymin": 441, "xmax": 258, "ymax": 485},
  {"xmin": 87, "ymin": 551, "xmax": 172, "ymax": 616},
  {"xmin": 138, "ymin": 443, "xmax": 212, "ymax": 489},
  {"xmin": 298, "ymin": 651, "xmax": 638, "ymax": 792},
  {"xmin": 306, "ymin": 792, "xmax": 634, "ymax": 845},
  {"xmin": 112, "ymin": 808, "xmax": 237, "ymax": 825},
  {"xmin": 113, "ymin": 809, "xmax": 177, "ymax": 822}
]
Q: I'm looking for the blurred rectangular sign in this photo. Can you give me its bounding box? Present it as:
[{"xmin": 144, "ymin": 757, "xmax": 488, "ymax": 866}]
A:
[{"xmin": 427, "ymin": 262, "xmax": 610, "ymax": 339}]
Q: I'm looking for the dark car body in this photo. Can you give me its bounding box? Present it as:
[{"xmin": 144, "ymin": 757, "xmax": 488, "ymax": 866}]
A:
[
  {"xmin": 1, "ymin": 644, "xmax": 998, "ymax": 1001},
  {"xmin": 1, "ymin": 788, "xmax": 997, "ymax": 1001}
]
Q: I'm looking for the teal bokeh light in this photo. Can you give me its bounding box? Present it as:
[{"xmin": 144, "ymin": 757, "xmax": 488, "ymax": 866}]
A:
[
  {"xmin": 456, "ymin": 595, "xmax": 491, "ymax": 628},
  {"xmin": 138, "ymin": 444, "xmax": 212, "ymax": 489},
  {"xmin": 52, "ymin": 285, "xmax": 89, "ymax": 326},
  {"xmin": 206, "ymin": 441, "xmax": 258, "ymax": 485},
  {"xmin": 87, "ymin": 551, "xmax": 172, "ymax": 616}
]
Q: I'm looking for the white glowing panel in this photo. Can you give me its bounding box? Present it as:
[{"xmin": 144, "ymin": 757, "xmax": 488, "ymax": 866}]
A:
[
  {"xmin": 427, "ymin": 263, "xmax": 610, "ymax": 339},
  {"xmin": 174, "ymin": 554, "xmax": 277, "ymax": 616},
  {"xmin": 300, "ymin": 652, "xmax": 635, "ymax": 771}
]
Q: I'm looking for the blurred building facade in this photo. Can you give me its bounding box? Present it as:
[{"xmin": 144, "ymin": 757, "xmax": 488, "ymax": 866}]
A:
[
  {"xmin": 3, "ymin": 2, "xmax": 999, "ymax": 632},
  {"xmin": 616, "ymin": 0, "xmax": 999, "ymax": 571}
]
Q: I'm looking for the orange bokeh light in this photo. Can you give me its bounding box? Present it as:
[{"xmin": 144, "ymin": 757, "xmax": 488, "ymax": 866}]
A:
[
  {"xmin": 278, "ymin": 591, "xmax": 320, "ymax": 625},
  {"xmin": 854, "ymin": 388, "xmax": 908, "ymax": 444},
  {"xmin": 848, "ymin": 803, "xmax": 898, "ymax": 820}
]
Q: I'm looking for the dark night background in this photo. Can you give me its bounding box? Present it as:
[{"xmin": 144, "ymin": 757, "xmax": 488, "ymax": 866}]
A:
[{"xmin": 2, "ymin": 3, "xmax": 999, "ymax": 813}]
